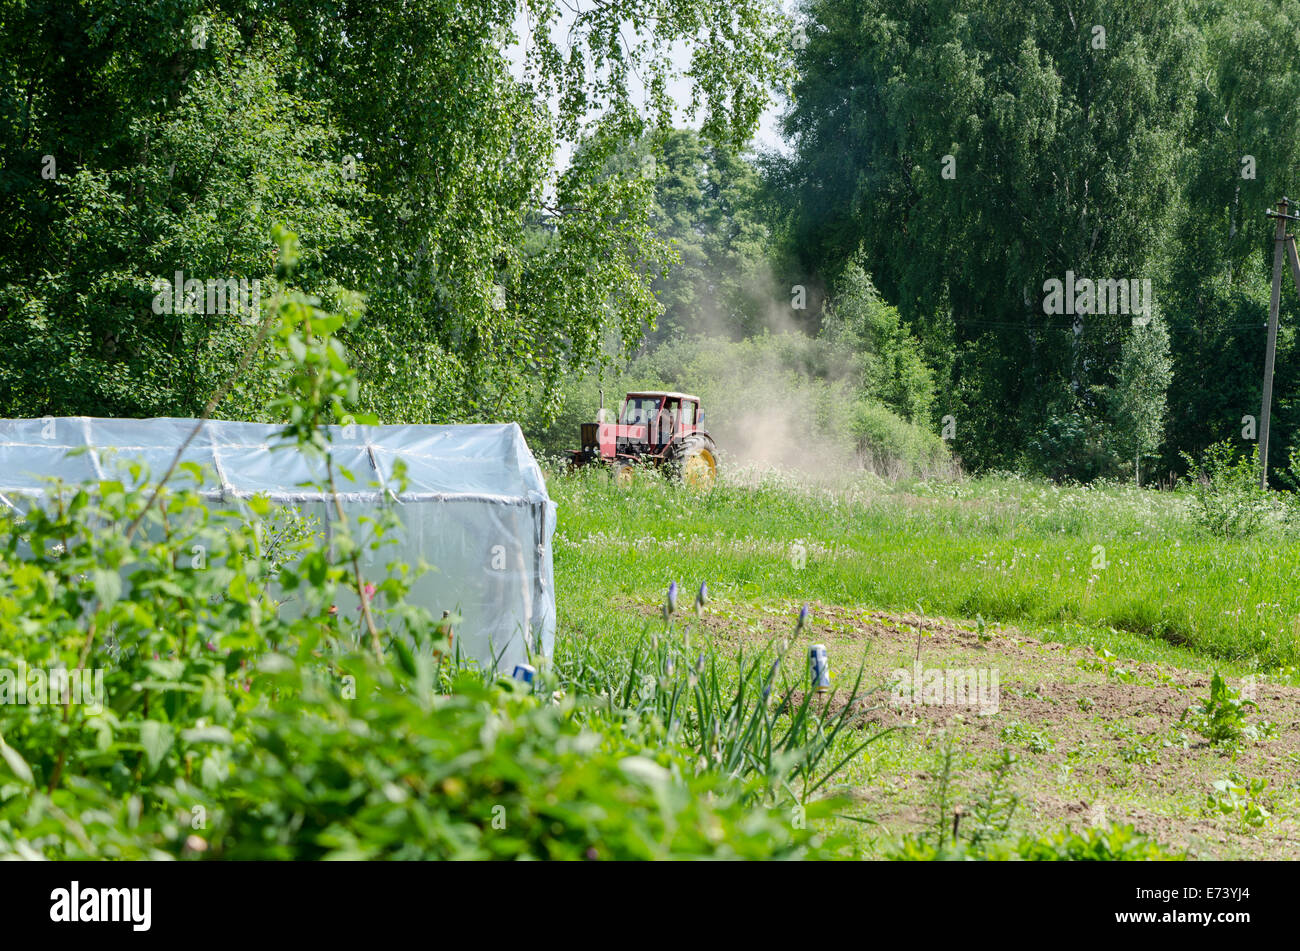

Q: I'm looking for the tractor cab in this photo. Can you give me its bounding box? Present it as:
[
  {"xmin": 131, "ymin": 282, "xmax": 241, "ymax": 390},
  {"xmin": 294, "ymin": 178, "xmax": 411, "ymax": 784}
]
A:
[{"xmin": 614, "ymin": 392, "xmax": 700, "ymax": 452}]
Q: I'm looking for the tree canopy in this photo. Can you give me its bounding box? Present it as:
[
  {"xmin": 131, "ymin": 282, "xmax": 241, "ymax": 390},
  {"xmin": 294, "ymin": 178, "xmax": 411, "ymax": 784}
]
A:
[
  {"xmin": 771, "ymin": 0, "xmax": 1300, "ymax": 478},
  {"xmin": 0, "ymin": 0, "xmax": 791, "ymax": 424}
]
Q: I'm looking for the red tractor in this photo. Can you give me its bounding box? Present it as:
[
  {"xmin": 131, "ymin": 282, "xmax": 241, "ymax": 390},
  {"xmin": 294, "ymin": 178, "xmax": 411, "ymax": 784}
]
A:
[{"xmin": 570, "ymin": 391, "xmax": 718, "ymax": 488}]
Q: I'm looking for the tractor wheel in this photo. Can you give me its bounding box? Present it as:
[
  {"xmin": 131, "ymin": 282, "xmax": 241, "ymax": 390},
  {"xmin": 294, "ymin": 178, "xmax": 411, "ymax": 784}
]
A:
[
  {"xmin": 674, "ymin": 437, "xmax": 717, "ymax": 489},
  {"xmin": 613, "ymin": 460, "xmax": 637, "ymax": 487}
]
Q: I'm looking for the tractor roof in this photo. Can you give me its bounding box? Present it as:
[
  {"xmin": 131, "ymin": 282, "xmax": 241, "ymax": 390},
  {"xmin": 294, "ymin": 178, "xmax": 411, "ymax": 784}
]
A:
[{"xmin": 625, "ymin": 391, "xmax": 700, "ymax": 402}]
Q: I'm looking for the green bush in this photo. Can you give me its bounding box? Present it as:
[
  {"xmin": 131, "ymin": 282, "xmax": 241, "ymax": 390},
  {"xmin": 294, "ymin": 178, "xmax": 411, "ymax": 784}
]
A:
[
  {"xmin": 0, "ymin": 489, "xmax": 858, "ymax": 858},
  {"xmin": 1180, "ymin": 441, "xmax": 1274, "ymax": 537},
  {"xmin": 0, "ymin": 472, "xmax": 851, "ymax": 859},
  {"xmin": 214, "ymin": 666, "xmax": 847, "ymax": 860},
  {"xmin": 0, "ymin": 648, "xmax": 849, "ymax": 859},
  {"xmin": 851, "ymin": 400, "xmax": 952, "ymax": 478}
]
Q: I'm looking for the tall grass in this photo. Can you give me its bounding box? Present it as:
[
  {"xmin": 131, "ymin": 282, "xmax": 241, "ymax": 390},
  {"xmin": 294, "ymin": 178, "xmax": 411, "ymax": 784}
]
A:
[{"xmin": 549, "ymin": 468, "xmax": 1300, "ymax": 671}]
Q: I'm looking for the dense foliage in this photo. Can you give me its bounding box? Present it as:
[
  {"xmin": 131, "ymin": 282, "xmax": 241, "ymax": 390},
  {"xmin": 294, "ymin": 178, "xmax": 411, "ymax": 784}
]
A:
[
  {"xmin": 5, "ymin": 0, "xmax": 1291, "ymax": 864},
  {"xmin": 5, "ymin": 0, "xmax": 1300, "ymax": 485},
  {"xmin": 772, "ymin": 0, "xmax": 1300, "ymax": 481},
  {"xmin": 0, "ymin": 0, "xmax": 789, "ymax": 425}
]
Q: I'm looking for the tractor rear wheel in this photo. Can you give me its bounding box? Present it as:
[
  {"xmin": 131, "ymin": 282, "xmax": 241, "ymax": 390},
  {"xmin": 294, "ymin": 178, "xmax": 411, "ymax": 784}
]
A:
[{"xmin": 673, "ymin": 437, "xmax": 717, "ymax": 489}]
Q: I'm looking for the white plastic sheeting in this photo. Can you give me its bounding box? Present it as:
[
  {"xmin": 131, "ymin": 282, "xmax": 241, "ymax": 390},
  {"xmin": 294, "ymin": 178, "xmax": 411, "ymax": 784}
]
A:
[{"xmin": 0, "ymin": 417, "xmax": 556, "ymax": 672}]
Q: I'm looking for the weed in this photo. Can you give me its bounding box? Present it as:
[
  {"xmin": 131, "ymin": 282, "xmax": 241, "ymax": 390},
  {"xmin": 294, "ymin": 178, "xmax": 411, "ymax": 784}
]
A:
[
  {"xmin": 1205, "ymin": 773, "xmax": 1271, "ymax": 829},
  {"xmin": 889, "ymin": 823, "xmax": 1184, "ymax": 861},
  {"xmin": 1180, "ymin": 442, "xmax": 1274, "ymax": 538},
  {"xmin": 1119, "ymin": 740, "xmax": 1159, "ymax": 766},
  {"xmin": 1183, "ymin": 672, "xmax": 1260, "ymax": 747},
  {"xmin": 965, "ymin": 748, "xmax": 1020, "ymax": 847},
  {"xmin": 1076, "ymin": 647, "xmax": 1135, "ymax": 682},
  {"xmin": 1000, "ymin": 722, "xmax": 1054, "ymax": 754}
]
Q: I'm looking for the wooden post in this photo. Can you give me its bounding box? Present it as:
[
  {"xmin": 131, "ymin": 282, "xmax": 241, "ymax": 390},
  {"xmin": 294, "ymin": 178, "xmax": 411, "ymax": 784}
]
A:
[
  {"xmin": 1260, "ymin": 197, "xmax": 1289, "ymax": 489},
  {"xmin": 1286, "ymin": 231, "xmax": 1300, "ymax": 312}
]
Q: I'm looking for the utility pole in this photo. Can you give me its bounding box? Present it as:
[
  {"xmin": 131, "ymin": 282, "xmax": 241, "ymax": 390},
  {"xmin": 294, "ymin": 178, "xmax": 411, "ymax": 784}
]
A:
[{"xmin": 1260, "ymin": 197, "xmax": 1297, "ymax": 489}]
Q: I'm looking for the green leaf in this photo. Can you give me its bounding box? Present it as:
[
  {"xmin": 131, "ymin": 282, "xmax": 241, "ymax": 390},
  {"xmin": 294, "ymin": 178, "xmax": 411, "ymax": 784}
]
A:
[
  {"xmin": 0, "ymin": 739, "xmax": 34, "ymax": 785},
  {"xmin": 392, "ymin": 638, "xmax": 418, "ymax": 678},
  {"xmin": 139, "ymin": 720, "xmax": 173, "ymax": 774},
  {"xmin": 180, "ymin": 725, "xmax": 234, "ymax": 744},
  {"xmin": 92, "ymin": 569, "xmax": 122, "ymax": 606},
  {"xmin": 200, "ymin": 753, "xmax": 226, "ymax": 788}
]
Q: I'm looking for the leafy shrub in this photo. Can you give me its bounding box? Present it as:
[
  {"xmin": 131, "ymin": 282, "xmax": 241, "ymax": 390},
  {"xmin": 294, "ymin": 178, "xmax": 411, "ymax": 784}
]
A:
[
  {"xmin": 212, "ymin": 665, "xmax": 850, "ymax": 860},
  {"xmin": 1021, "ymin": 410, "xmax": 1121, "ymax": 483},
  {"xmin": 0, "ymin": 651, "xmax": 850, "ymax": 859},
  {"xmin": 0, "ymin": 479, "xmax": 852, "ymax": 859},
  {"xmin": 1180, "ymin": 441, "xmax": 1273, "ymax": 537},
  {"xmin": 819, "ymin": 260, "xmax": 937, "ymax": 424},
  {"xmin": 850, "ymin": 400, "xmax": 952, "ymax": 479}
]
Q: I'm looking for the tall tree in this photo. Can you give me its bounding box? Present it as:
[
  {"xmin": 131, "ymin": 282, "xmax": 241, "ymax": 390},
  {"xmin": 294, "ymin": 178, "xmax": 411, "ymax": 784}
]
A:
[
  {"xmin": 0, "ymin": 7, "xmax": 361, "ymax": 418},
  {"xmin": 1162, "ymin": 0, "xmax": 1300, "ymax": 473},
  {"xmin": 1108, "ymin": 317, "xmax": 1174, "ymax": 484},
  {"xmin": 613, "ymin": 129, "xmax": 779, "ymax": 345},
  {"xmin": 773, "ymin": 0, "xmax": 1204, "ymax": 476}
]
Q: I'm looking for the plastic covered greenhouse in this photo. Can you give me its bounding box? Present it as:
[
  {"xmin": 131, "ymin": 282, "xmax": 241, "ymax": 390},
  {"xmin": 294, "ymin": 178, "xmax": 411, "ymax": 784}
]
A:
[{"xmin": 0, "ymin": 417, "xmax": 556, "ymax": 672}]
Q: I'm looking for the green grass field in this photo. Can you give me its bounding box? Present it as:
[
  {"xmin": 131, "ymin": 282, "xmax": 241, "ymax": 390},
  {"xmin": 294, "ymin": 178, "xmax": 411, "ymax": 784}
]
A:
[{"xmin": 548, "ymin": 468, "xmax": 1300, "ymax": 858}]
